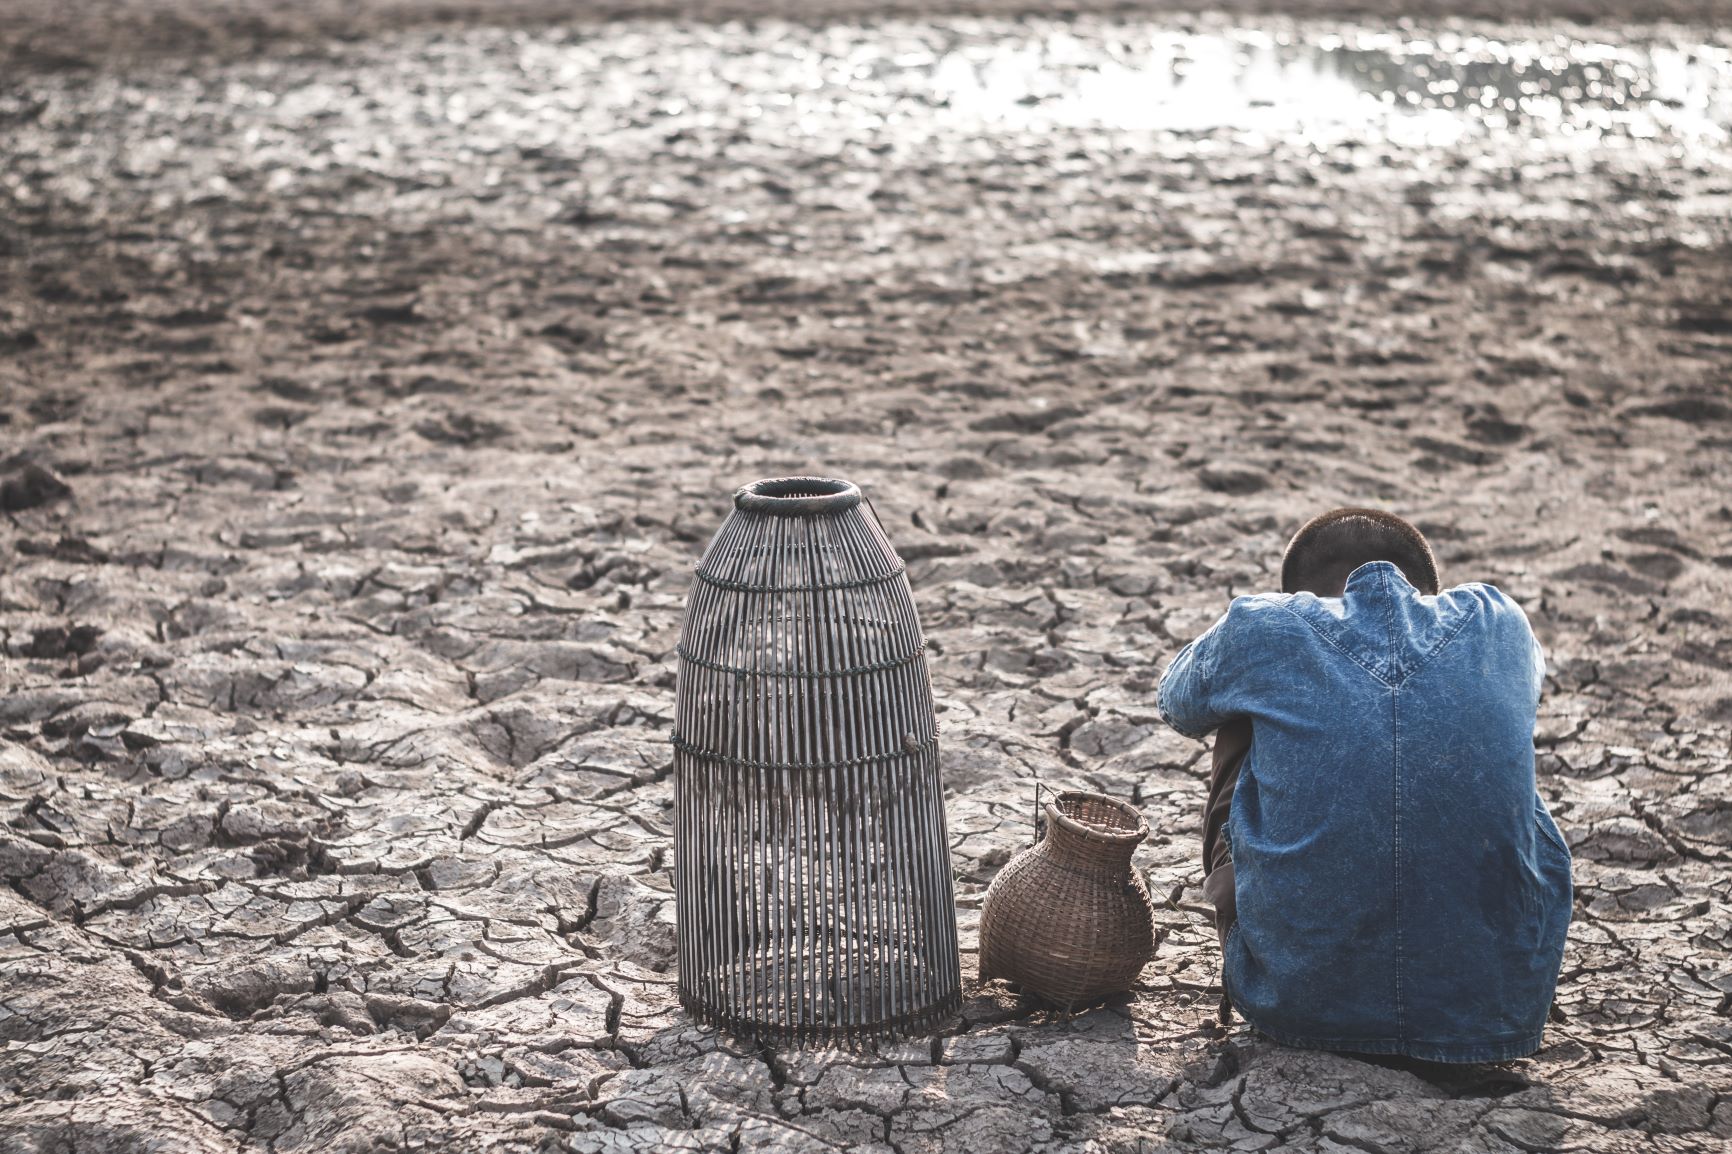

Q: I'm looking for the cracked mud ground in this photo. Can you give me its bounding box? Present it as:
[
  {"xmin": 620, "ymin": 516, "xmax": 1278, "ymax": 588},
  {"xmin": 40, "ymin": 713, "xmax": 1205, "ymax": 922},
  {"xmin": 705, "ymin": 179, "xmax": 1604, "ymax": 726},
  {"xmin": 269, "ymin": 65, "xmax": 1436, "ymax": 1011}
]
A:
[{"xmin": 2, "ymin": 4, "xmax": 1731, "ymax": 1151}]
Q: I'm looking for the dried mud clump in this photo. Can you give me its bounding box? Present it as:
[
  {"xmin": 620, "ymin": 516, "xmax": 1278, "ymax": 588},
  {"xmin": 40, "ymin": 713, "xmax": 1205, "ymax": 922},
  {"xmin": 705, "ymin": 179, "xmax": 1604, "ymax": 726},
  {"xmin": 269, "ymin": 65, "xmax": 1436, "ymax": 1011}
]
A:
[{"xmin": 0, "ymin": 463, "xmax": 73, "ymax": 512}]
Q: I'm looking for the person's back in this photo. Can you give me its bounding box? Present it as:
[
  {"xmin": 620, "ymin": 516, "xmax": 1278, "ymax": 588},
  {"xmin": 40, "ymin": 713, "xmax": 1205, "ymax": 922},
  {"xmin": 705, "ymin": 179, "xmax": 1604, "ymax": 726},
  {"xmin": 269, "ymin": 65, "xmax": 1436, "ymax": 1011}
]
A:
[{"xmin": 1158, "ymin": 509, "xmax": 1572, "ymax": 1063}]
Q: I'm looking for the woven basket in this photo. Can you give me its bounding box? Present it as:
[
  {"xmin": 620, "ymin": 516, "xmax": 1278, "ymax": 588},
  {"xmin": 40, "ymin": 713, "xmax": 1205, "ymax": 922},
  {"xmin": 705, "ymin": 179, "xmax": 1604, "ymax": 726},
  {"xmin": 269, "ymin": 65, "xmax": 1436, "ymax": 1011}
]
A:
[
  {"xmin": 672, "ymin": 476, "xmax": 962, "ymax": 1046},
  {"xmin": 977, "ymin": 790, "xmax": 1156, "ymax": 1009}
]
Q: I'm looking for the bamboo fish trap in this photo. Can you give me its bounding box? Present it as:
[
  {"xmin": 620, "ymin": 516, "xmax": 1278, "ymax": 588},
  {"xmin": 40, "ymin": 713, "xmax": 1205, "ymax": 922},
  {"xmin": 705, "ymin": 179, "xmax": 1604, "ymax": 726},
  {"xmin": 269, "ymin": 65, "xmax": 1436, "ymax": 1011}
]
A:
[{"xmin": 672, "ymin": 477, "xmax": 962, "ymax": 1045}]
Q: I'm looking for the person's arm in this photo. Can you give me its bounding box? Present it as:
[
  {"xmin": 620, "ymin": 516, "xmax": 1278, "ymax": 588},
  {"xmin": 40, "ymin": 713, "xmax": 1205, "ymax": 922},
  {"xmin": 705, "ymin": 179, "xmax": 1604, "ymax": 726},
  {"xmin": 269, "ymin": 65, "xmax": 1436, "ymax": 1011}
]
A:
[
  {"xmin": 1472, "ymin": 581, "xmax": 1546, "ymax": 708},
  {"xmin": 1529, "ymin": 630, "xmax": 1546, "ymax": 709},
  {"xmin": 1156, "ymin": 603, "xmax": 1244, "ymax": 739}
]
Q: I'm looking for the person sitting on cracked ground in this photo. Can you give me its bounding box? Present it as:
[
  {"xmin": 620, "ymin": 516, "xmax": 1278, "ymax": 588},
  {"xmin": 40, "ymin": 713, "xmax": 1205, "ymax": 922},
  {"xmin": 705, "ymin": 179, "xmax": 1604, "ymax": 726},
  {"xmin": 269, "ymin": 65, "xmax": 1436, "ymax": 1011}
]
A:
[{"xmin": 1156, "ymin": 507, "xmax": 1573, "ymax": 1064}]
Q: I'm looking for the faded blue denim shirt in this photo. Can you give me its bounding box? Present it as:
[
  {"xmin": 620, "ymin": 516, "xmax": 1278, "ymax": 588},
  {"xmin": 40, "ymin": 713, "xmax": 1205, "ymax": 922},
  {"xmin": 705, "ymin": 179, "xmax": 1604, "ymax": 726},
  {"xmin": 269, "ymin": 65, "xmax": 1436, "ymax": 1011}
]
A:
[{"xmin": 1158, "ymin": 561, "xmax": 1572, "ymax": 1063}]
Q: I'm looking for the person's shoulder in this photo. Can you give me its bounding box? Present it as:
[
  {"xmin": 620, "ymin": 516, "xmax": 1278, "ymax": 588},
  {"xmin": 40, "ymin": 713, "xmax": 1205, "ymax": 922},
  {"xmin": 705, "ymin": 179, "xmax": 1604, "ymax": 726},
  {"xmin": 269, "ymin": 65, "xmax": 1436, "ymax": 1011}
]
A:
[
  {"xmin": 1437, "ymin": 580, "xmax": 1520, "ymax": 606},
  {"xmin": 1227, "ymin": 590, "xmax": 1294, "ymax": 612},
  {"xmin": 1219, "ymin": 591, "xmax": 1309, "ymax": 635},
  {"xmin": 1435, "ymin": 581, "xmax": 1535, "ymax": 631}
]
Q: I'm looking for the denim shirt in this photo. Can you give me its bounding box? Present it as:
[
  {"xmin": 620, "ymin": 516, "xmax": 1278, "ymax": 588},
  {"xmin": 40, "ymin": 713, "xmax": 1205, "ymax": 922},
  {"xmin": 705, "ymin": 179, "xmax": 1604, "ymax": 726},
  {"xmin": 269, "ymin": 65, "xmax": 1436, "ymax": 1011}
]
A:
[{"xmin": 1158, "ymin": 561, "xmax": 1572, "ymax": 1063}]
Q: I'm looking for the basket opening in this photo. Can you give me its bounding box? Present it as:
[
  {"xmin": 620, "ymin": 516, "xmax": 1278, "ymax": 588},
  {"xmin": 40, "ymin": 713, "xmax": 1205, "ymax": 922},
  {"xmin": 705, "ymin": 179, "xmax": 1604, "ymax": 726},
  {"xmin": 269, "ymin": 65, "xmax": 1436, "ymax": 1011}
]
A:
[
  {"xmin": 735, "ymin": 476, "xmax": 863, "ymax": 516},
  {"xmin": 1048, "ymin": 791, "xmax": 1147, "ymax": 842}
]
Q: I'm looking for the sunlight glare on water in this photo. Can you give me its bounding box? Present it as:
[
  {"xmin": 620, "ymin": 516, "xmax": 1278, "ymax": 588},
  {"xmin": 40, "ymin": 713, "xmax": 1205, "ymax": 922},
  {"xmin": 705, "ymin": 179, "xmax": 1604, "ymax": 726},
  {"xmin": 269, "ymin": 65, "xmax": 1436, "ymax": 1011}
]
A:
[
  {"xmin": 911, "ymin": 25, "xmax": 1732, "ymax": 148},
  {"xmin": 931, "ymin": 32, "xmax": 1401, "ymax": 136},
  {"xmin": 412, "ymin": 19, "xmax": 1732, "ymax": 164},
  {"xmin": 16, "ymin": 15, "xmax": 1729, "ymax": 237}
]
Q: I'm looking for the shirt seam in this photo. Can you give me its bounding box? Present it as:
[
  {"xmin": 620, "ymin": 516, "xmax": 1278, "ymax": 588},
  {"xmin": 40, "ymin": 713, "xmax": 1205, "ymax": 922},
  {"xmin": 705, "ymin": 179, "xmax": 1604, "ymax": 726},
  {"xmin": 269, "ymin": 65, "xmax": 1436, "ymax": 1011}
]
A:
[
  {"xmin": 1392, "ymin": 684, "xmax": 1405, "ymax": 1047},
  {"xmin": 1275, "ymin": 602, "xmax": 1395, "ymax": 688},
  {"xmin": 1401, "ymin": 601, "xmax": 1481, "ymax": 687},
  {"xmin": 1380, "ymin": 565, "xmax": 1398, "ymax": 679},
  {"xmin": 1278, "ymin": 578, "xmax": 1483, "ymax": 691}
]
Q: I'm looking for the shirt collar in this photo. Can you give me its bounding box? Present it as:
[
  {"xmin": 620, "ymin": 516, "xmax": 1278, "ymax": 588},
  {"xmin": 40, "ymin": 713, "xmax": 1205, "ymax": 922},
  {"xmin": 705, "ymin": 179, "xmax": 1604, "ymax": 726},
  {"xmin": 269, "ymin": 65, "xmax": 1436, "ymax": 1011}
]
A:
[{"xmin": 1344, "ymin": 559, "xmax": 1413, "ymax": 594}]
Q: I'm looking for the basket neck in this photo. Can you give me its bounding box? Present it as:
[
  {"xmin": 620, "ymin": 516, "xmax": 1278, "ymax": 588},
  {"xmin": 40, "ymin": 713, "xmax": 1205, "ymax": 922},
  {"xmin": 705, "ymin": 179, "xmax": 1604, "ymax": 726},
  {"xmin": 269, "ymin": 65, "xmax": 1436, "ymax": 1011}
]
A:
[{"xmin": 1043, "ymin": 819, "xmax": 1140, "ymax": 873}]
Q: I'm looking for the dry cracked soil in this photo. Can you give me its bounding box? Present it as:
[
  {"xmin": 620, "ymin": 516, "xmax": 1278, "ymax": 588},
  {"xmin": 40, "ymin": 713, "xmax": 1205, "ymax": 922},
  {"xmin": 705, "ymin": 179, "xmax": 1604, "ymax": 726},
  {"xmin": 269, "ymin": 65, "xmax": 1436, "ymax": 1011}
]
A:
[{"xmin": 2, "ymin": 1, "xmax": 1731, "ymax": 1151}]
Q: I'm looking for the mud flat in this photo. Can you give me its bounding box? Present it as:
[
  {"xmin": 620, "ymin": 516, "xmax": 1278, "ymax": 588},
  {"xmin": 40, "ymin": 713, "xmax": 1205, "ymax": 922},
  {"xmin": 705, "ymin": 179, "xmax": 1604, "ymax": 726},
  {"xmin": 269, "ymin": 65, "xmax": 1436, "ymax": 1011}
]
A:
[{"xmin": 2, "ymin": 8, "xmax": 1731, "ymax": 1153}]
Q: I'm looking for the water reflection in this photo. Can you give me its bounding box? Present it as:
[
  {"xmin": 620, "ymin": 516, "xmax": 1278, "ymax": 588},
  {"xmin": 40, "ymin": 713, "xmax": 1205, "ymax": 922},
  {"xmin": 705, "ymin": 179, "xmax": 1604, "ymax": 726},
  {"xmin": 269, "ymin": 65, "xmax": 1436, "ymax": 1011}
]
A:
[
  {"xmin": 909, "ymin": 26, "xmax": 1732, "ymax": 145},
  {"xmin": 9, "ymin": 15, "xmax": 1727, "ymax": 230}
]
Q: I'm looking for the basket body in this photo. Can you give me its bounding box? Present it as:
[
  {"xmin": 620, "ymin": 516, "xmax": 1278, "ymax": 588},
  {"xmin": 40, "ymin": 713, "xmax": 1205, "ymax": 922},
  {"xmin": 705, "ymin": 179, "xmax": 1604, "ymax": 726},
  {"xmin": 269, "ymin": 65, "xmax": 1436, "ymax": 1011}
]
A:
[
  {"xmin": 978, "ymin": 791, "xmax": 1156, "ymax": 1009},
  {"xmin": 672, "ymin": 477, "xmax": 962, "ymax": 1045}
]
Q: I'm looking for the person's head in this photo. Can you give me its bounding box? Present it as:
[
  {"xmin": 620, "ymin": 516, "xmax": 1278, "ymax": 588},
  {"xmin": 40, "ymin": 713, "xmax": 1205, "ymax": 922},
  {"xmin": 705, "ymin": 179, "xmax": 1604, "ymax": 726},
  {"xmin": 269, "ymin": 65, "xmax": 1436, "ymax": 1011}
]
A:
[{"xmin": 1280, "ymin": 508, "xmax": 1440, "ymax": 597}]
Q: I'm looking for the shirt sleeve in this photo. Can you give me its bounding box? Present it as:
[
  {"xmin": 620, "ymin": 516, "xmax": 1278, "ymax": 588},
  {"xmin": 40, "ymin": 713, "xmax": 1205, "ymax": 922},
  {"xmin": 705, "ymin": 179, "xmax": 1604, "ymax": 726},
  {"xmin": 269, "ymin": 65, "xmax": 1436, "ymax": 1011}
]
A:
[
  {"xmin": 1156, "ymin": 604, "xmax": 1240, "ymax": 740},
  {"xmin": 1460, "ymin": 580, "xmax": 1546, "ymax": 712},
  {"xmin": 1482, "ymin": 581, "xmax": 1546, "ymax": 709},
  {"xmin": 1529, "ymin": 631, "xmax": 1546, "ymax": 709}
]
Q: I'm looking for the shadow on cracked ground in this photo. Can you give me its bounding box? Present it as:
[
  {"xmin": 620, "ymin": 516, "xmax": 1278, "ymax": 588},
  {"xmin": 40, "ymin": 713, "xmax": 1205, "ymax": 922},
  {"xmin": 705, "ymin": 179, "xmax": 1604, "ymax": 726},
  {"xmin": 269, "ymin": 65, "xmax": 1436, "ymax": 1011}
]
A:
[{"xmin": 1, "ymin": 3, "xmax": 1730, "ymax": 1151}]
